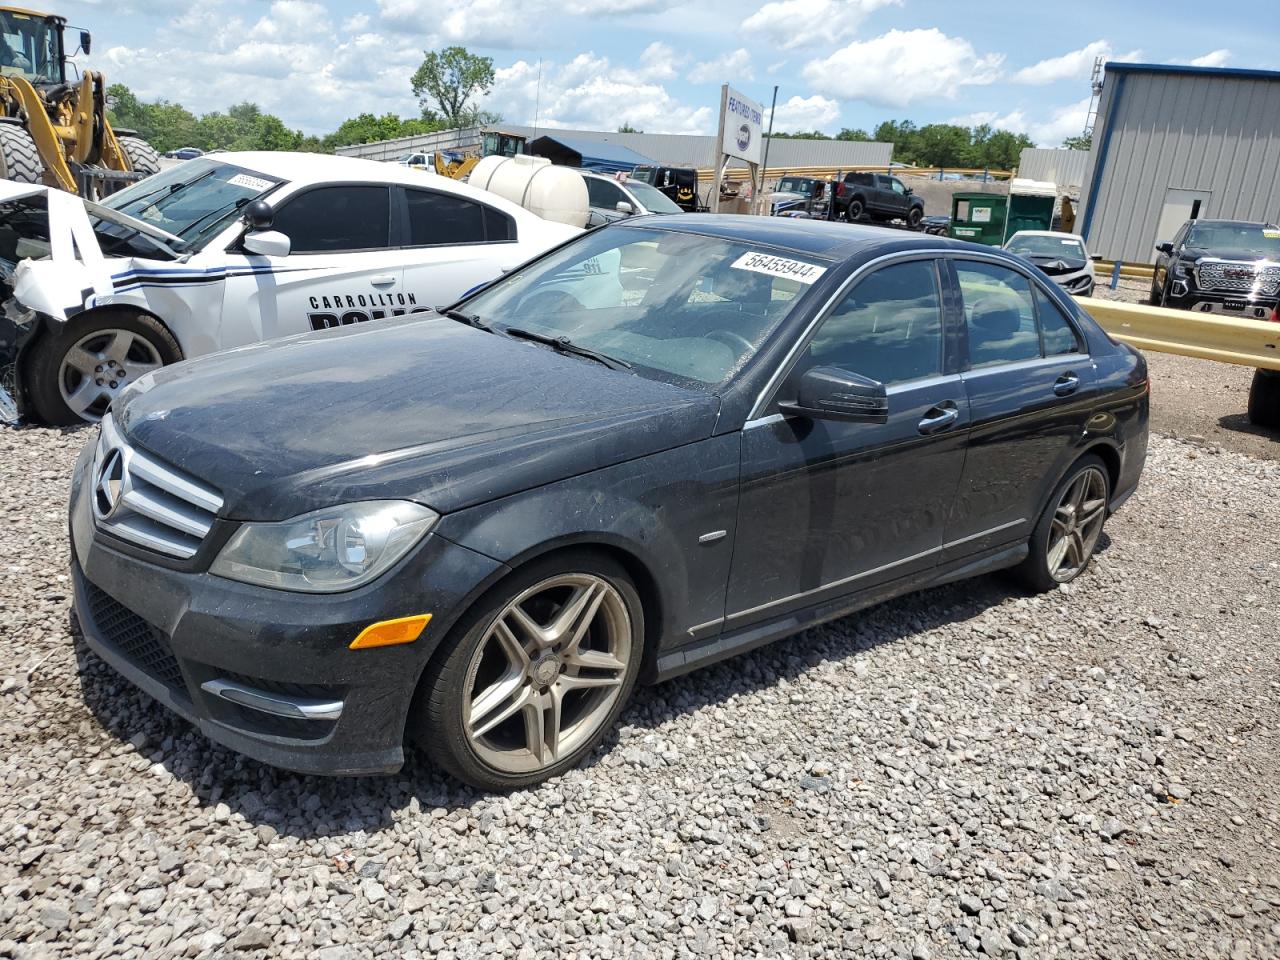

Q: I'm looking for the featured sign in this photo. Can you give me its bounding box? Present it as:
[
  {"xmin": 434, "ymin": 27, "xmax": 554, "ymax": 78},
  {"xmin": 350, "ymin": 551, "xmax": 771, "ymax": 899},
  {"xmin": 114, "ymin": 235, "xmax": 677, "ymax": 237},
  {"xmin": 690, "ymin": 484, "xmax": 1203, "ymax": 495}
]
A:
[{"xmin": 721, "ymin": 86, "xmax": 764, "ymax": 166}]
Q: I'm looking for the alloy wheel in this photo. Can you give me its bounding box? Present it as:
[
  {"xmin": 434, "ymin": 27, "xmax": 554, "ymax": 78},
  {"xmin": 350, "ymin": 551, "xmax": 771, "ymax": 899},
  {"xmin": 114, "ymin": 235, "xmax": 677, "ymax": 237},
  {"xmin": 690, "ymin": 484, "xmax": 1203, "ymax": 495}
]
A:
[
  {"xmin": 462, "ymin": 573, "xmax": 631, "ymax": 775},
  {"xmin": 1047, "ymin": 466, "xmax": 1108, "ymax": 581},
  {"xmin": 58, "ymin": 329, "xmax": 163, "ymax": 422}
]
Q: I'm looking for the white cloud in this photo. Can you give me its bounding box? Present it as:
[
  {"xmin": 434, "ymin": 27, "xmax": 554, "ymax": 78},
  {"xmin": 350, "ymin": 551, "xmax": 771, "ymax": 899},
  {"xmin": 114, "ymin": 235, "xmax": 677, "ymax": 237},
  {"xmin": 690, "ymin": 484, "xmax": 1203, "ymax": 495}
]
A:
[
  {"xmin": 744, "ymin": 0, "xmax": 899, "ymax": 51},
  {"xmin": 767, "ymin": 94, "xmax": 839, "ymax": 132},
  {"xmin": 1189, "ymin": 49, "xmax": 1231, "ymax": 67},
  {"xmin": 342, "ymin": 12, "xmax": 371, "ymax": 31},
  {"xmin": 377, "ymin": 0, "xmax": 673, "ymax": 46},
  {"xmin": 803, "ymin": 29, "xmax": 1002, "ymax": 107},
  {"xmin": 1011, "ymin": 40, "xmax": 1142, "ymax": 85},
  {"xmin": 688, "ymin": 48, "xmax": 753, "ymax": 84},
  {"xmin": 487, "ymin": 54, "xmax": 714, "ymax": 135},
  {"xmin": 952, "ymin": 96, "xmax": 1092, "ymax": 147}
]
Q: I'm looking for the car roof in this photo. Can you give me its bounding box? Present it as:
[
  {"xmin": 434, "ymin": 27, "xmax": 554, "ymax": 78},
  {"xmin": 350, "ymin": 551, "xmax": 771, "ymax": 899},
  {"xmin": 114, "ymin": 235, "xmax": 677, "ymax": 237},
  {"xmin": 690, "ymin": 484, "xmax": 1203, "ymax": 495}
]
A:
[
  {"xmin": 620, "ymin": 214, "xmax": 978, "ymax": 261},
  {"xmin": 1010, "ymin": 230, "xmax": 1085, "ymax": 241},
  {"xmin": 1188, "ymin": 219, "xmax": 1278, "ymax": 229}
]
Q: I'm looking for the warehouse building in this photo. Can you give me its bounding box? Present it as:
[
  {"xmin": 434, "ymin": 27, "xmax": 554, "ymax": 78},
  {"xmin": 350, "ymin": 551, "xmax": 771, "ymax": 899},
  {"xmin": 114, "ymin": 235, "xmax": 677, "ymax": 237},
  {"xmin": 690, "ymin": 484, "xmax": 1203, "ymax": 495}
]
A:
[
  {"xmin": 1079, "ymin": 62, "xmax": 1280, "ymax": 263},
  {"xmin": 337, "ymin": 123, "xmax": 893, "ymax": 173},
  {"xmin": 1018, "ymin": 147, "xmax": 1088, "ymax": 193}
]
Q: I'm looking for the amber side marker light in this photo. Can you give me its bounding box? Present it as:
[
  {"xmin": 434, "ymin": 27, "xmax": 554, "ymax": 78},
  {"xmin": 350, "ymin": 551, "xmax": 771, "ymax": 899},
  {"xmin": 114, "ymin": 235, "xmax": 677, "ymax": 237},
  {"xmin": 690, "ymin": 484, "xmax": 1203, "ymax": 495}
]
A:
[{"xmin": 349, "ymin": 614, "xmax": 432, "ymax": 650}]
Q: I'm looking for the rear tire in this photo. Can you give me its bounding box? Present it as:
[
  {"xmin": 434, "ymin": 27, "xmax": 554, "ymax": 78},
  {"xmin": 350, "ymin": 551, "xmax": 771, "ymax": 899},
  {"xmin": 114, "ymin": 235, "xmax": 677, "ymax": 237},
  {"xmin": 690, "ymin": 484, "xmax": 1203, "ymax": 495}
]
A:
[
  {"xmin": 845, "ymin": 198, "xmax": 864, "ymax": 222},
  {"xmin": 25, "ymin": 310, "xmax": 181, "ymax": 425},
  {"xmin": 1247, "ymin": 369, "xmax": 1280, "ymax": 429},
  {"xmin": 1014, "ymin": 454, "xmax": 1110, "ymax": 593},
  {"xmin": 412, "ymin": 550, "xmax": 644, "ymax": 791},
  {"xmin": 117, "ymin": 135, "xmax": 160, "ymax": 177},
  {"xmin": 0, "ymin": 124, "xmax": 42, "ymax": 184}
]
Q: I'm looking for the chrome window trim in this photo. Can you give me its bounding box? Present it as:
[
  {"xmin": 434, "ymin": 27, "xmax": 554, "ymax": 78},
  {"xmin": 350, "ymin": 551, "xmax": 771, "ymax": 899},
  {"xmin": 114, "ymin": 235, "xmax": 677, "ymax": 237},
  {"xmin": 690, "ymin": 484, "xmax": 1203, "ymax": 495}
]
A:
[{"xmin": 747, "ymin": 248, "xmax": 955, "ymax": 422}]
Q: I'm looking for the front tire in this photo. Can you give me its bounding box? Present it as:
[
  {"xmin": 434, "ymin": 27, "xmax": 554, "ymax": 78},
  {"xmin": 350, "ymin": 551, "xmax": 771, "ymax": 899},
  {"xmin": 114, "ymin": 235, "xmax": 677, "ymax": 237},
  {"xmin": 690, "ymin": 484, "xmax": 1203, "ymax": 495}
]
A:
[
  {"xmin": 117, "ymin": 135, "xmax": 161, "ymax": 177},
  {"xmin": 907, "ymin": 206, "xmax": 923, "ymax": 229},
  {"xmin": 0, "ymin": 124, "xmax": 42, "ymax": 184},
  {"xmin": 1247, "ymin": 369, "xmax": 1280, "ymax": 429},
  {"xmin": 24, "ymin": 311, "xmax": 181, "ymax": 425},
  {"xmin": 1014, "ymin": 455, "xmax": 1110, "ymax": 592},
  {"xmin": 413, "ymin": 550, "xmax": 644, "ymax": 791}
]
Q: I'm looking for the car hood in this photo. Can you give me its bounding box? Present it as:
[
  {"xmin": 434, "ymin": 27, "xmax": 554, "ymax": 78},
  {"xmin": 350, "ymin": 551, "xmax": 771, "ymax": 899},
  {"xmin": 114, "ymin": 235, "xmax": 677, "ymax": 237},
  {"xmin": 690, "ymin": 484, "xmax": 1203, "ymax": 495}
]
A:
[
  {"xmin": 1026, "ymin": 254, "xmax": 1089, "ymax": 276},
  {"xmin": 115, "ymin": 315, "xmax": 722, "ymax": 520},
  {"xmin": 1182, "ymin": 247, "xmax": 1275, "ymax": 263}
]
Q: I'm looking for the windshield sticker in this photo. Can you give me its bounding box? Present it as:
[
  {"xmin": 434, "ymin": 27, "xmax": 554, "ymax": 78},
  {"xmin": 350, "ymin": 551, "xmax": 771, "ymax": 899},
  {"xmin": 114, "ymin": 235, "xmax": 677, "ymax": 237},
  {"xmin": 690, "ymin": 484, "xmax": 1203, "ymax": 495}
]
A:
[
  {"xmin": 227, "ymin": 173, "xmax": 275, "ymax": 192},
  {"xmin": 731, "ymin": 252, "xmax": 826, "ymax": 284}
]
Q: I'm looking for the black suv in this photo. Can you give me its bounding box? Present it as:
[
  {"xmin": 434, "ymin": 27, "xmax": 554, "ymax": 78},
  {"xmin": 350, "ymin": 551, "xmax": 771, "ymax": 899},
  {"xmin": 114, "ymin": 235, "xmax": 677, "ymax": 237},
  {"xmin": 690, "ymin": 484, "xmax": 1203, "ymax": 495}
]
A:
[
  {"xmin": 834, "ymin": 172, "xmax": 925, "ymax": 228},
  {"xmin": 1152, "ymin": 219, "xmax": 1280, "ymax": 320}
]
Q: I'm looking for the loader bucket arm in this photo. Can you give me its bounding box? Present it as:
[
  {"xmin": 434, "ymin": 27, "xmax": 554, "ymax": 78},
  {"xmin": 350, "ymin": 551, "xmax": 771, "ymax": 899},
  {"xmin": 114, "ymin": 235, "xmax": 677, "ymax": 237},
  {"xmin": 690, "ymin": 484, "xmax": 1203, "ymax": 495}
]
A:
[{"xmin": 0, "ymin": 74, "xmax": 75, "ymax": 192}]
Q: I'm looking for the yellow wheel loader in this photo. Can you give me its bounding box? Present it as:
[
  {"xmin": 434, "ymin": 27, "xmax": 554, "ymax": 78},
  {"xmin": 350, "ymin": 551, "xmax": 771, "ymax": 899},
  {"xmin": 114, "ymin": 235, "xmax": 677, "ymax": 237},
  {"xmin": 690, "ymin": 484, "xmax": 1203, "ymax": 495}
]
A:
[{"xmin": 0, "ymin": 6, "xmax": 157, "ymax": 197}]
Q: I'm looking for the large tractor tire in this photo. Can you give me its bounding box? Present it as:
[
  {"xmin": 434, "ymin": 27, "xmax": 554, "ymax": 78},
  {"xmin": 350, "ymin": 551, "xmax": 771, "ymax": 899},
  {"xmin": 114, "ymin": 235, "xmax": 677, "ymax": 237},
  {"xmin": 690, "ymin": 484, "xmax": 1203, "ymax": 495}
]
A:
[
  {"xmin": 1247, "ymin": 369, "xmax": 1280, "ymax": 430},
  {"xmin": 117, "ymin": 135, "xmax": 160, "ymax": 177},
  {"xmin": 0, "ymin": 123, "xmax": 42, "ymax": 184}
]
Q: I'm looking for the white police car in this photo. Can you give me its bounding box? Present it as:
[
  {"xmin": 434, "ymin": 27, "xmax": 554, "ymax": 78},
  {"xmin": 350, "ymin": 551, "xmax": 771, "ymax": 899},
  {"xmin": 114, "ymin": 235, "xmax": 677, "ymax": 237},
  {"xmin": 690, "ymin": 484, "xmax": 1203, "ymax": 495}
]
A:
[{"xmin": 0, "ymin": 152, "xmax": 579, "ymax": 424}]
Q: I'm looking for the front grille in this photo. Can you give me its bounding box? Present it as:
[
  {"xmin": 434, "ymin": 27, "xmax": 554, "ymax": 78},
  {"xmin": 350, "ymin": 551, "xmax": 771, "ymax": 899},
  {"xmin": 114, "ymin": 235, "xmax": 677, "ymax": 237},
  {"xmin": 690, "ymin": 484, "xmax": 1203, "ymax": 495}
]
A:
[
  {"xmin": 1194, "ymin": 259, "xmax": 1280, "ymax": 296},
  {"xmin": 91, "ymin": 414, "xmax": 223, "ymax": 560},
  {"xmin": 84, "ymin": 582, "xmax": 186, "ymax": 691}
]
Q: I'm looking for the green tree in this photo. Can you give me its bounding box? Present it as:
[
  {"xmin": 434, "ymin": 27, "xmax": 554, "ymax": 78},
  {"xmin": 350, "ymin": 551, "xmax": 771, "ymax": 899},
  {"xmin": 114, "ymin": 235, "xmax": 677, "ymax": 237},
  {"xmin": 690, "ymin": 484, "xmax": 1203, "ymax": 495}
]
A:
[
  {"xmin": 835, "ymin": 127, "xmax": 871, "ymax": 141},
  {"xmin": 411, "ymin": 46, "xmax": 496, "ymax": 127},
  {"xmin": 768, "ymin": 130, "xmax": 831, "ymax": 140},
  {"xmin": 1062, "ymin": 134, "xmax": 1093, "ymax": 151},
  {"xmin": 617, "ymin": 122, "xmax": 642, "ymax": 133}
]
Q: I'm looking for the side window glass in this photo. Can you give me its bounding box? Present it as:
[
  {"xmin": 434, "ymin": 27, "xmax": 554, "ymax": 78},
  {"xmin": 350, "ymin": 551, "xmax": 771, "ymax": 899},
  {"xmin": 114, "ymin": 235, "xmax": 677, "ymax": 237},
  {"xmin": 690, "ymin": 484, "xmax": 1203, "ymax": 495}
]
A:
[
  {"xmin": 405, "ymin": 190, "xmax": 486, "ymax": 246},
  {"xmin": 803, "ymin": 260, "xmax": 943, "ymax": 387},
  {"xmin": 484, "ymin": 205, "xmax": 516, "ymax": 242},
  {"xmin": 586, "ymin": 179, "xmax": 623, "ymax": 208},
  {"xmin": 956, "ymin": 261, "xmax": 1040, "ymax": 368},
  {"xmin": 272, "ymin": 186, "xmax": 390, "ymax": 253},
  {"xmin": 1035, "ymin": 285, "xmax": 1082, "ymax": 355},
  {"xmin": 890, "ymin": 179, "xmax": 906, "ymax": 195}
]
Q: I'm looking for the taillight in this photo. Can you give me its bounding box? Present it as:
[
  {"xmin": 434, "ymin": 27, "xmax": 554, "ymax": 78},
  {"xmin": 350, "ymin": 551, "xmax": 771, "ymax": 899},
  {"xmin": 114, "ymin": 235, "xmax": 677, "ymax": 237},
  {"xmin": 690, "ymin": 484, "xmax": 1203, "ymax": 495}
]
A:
[{"xmin": 836, "ymin": 181, "xmax": 845, "ymax": 197}]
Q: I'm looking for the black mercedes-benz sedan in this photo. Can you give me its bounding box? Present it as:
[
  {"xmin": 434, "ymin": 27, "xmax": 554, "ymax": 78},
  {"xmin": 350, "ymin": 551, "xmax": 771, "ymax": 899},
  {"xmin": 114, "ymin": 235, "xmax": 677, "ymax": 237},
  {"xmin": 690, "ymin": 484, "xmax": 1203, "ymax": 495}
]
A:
[{"xmin": 68, "ymin": 216, "xmax": 1149, "ymax": 790}]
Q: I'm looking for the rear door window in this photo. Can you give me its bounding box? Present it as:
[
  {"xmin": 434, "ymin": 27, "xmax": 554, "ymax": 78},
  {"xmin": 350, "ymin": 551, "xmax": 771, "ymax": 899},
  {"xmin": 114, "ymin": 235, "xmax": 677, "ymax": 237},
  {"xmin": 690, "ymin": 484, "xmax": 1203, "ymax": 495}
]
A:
[
  {"xmin": 404, "ymin": 189, "xmax": 488, "ymax": 246},
  {"xmin": 955, "ymin": 261, "xmax": 1041, "ymax": 368},
  {"xmin": 1035, "ymin": 285, "xmax": 1083, "ymax": 355}
]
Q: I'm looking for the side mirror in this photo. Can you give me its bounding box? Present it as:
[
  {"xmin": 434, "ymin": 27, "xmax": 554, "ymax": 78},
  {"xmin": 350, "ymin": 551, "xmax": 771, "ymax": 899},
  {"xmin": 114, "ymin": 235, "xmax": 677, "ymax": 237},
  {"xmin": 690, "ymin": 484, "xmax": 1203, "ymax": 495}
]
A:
[
  {"xmin": 1091, "ymin": 254, "xmax": 1102, "ymax": 262},
  {"xmin": 615, "ymin": 200, "xmax": 634, "ymax": 215},
  {"xmin": 779, "ymin": 365, "xmax": 888, "ymax": 423},
  {"xmin": 242, "ymin": 230, "xmax": 291, "ymax": 257},
  {"xmin": 79, "ymin": 31, "xmax": 91, "ymax": 55},
  {"xmin": 243, "ymin": 199, "xmax": 274, "ymax": 230},
  {"xmin": 1156, "ymin": 241, "xmax": 1174, "ymax": 255}
]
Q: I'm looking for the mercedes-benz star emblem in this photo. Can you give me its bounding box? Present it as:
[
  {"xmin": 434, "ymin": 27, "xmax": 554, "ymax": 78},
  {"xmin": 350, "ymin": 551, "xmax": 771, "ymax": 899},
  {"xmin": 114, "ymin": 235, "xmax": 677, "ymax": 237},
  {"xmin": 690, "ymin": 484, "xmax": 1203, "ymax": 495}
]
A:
[{"xmin": 94, "ymin": 449, "xmax": 127, "ymax": 519}]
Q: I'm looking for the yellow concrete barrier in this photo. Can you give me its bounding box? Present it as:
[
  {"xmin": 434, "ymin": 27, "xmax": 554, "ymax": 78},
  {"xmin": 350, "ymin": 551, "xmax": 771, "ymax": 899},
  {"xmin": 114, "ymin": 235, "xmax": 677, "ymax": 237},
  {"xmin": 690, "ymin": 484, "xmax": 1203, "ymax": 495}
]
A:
[{"xmin": 1075, "ymin": 296, "xmax": 1280, "ymax": 372}]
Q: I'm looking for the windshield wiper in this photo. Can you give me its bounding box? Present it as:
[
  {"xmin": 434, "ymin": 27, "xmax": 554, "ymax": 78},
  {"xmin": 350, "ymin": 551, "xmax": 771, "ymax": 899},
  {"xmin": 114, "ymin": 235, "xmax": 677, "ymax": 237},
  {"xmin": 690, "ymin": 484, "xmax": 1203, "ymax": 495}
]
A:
[
  {"xmin": 438, "ymin": 307, "xmax": 494, "ymax": 332},
  {"xmin": 502, "ymin": 326, "xmax": 632, "ymax": 371}
]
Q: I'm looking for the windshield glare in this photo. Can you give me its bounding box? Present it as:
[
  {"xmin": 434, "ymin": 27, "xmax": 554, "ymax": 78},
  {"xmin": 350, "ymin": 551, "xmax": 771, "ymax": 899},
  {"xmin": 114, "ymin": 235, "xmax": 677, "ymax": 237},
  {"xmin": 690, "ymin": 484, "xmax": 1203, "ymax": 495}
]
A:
[
  {"xmin": 623, "ymin": 179, "xmax": 681, "ymax": 214},
  {"xmin": 1008, "ymin": 235, "xmax": 1086, "ymax": 259},
  {"xmin": 777, "ymin": 178, "xmax": 816, "ymax": 194},
  {"xmin": 1186, "ymin": 224, "xmax": 1280, "ymax": 257},
  {"xmin": 459, "ymin": 226, "xmax": 824, "ymax": 388},
  {"xmin": 0, "ymin": 12, "xmax": 60, "ymax": 83},
  {"xmin": 99, "ymin": 160, "xmax": 282, "ymax": 249}
]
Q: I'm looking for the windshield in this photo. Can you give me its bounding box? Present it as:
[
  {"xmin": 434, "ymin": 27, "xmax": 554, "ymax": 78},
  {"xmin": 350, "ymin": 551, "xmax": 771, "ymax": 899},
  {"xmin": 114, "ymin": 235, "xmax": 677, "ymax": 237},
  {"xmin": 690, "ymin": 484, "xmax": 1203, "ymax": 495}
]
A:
[
  {"xmin": 630, "ymin": 166, "xmax": 656, "ymax": 185},
  {"xmin": 1007, "ymin": 234, "xmax": 1086, "ymax": 260},
  {"xmin": 1185, "ymin": 223, "xmax": 1280, "ymax": 257},
  {"xmin": 458, "ymin": 225, "xmax": 827, "ymax": 388},
  {"xmin": 777, "ymin": 178, "xmax": 816, "ymax": 195},
  {"xmin": 98, "ymin": 159, "xmax": 283, "ymax": 250},
  {"xmin": 0, "ymin": 11, "xmax": 61, "ymax": 83},
  {"xmin": 623, "ymin": 179, "xmax": 681, "ymax": 214}
]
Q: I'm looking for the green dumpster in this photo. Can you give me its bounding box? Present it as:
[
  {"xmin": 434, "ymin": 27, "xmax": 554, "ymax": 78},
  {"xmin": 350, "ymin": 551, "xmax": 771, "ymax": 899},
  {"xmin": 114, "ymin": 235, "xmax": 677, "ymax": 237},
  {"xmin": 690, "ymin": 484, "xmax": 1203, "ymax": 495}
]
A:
[
  {"xmin": 949, "ymin": 193, "xmax": 1006, "ymax": 246},
  {"xmin": 1005, "ymin": 179, "xmax": 1057, "ymax": 239}
]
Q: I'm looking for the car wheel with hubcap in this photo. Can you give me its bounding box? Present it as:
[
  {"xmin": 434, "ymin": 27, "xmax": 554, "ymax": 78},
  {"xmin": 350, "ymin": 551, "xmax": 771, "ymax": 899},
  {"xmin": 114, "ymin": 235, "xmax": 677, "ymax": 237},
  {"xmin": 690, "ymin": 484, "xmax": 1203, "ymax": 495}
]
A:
[
  {"xmin": 1015, "ymin": 454, "xmax": 1110, "ymax": 592},
  {"xmin": 25, "ymin": 311, "xmax": 181, "ymax": 425},
  {"xmin": 414, "ymin": 551, "xmax": 644, "ymax": 791}
]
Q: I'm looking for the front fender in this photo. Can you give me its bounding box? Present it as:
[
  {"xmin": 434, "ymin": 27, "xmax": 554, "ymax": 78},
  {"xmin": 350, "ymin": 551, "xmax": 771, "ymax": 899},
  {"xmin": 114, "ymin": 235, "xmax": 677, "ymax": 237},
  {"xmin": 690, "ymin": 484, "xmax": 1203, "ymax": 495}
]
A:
[{"xmin": 433, "ymin": 434, "xmax": 742, "ymax": 653}]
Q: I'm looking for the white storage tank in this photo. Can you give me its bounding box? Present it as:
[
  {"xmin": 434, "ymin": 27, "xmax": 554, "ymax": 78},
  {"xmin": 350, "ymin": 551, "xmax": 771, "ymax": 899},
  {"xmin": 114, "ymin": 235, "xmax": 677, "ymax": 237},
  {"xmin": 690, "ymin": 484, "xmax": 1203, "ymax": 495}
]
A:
[{"xmin": 469, "ymin": 154, "xmax": 589, "ymax": 229}]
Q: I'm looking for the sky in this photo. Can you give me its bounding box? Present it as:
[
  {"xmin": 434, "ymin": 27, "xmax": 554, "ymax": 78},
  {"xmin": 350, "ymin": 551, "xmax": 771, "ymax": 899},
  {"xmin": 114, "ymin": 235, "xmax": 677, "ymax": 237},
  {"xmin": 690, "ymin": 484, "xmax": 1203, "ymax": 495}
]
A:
[{"xmin": 57, "ymin": 0, "xmax": 1275, "ymax": 145}]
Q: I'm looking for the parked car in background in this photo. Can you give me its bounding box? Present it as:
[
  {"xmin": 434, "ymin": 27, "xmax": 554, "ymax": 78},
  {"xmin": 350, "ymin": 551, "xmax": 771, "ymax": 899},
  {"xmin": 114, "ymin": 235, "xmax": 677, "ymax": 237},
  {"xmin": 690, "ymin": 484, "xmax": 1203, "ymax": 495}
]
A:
[
  {"xmin": 922, "ymin": 214, "xmax": 951, "ymax": 236},
  {"xmin": 397, "ymin": 152, "xmax": 430, "ymax": 169},
  {"xmin": 0, "ymin": 152, "xmax": 579, "ymax": 424},
  {"xmin": 583, "ymin": 171, "xmax": 682, "ymax": 227},
  {"xmin": 162, "ymin": 147, "xmax": 204, "ymax": 161},
  {"xmin": 1005, "ymin": 230, "xmax": 1097, "ymax": 297},
  {"xmin": 68, "ymin": 216, "xmax": 1148, "ymax": 790},
  {"xmin": 1151, "ymin": 219, "xmax": 1280, "ymax": 320},
  {"xmin": 834, "ymin": 172, "xmax": 925, "ymax": 228},
  {"xmin": 628, "ymin": 165, "xmax": 701, "ymax": 211}
]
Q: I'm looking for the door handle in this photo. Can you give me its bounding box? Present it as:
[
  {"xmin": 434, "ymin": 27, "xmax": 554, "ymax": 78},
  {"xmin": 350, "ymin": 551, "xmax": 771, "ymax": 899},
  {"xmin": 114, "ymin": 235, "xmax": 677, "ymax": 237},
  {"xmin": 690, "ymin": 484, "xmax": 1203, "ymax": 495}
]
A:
[
  {"xmin": 370, "ymin": 274, "xmax": 396, "ymax": 286},
  {"xmin": 1054, "ymin": 372, "xmax": 1080, "ymax": 397},
  {"xmin": 918, "ymin": 403, "xmax": 959, "ymax": 435}
]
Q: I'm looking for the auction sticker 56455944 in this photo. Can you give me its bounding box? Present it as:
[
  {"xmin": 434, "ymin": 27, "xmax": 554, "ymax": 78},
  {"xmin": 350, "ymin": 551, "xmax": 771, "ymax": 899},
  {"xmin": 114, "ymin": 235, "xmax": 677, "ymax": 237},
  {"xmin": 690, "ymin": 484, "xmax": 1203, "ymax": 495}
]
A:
[{"xmin": 731, "ymin": 252, "xmax": 827, "ymax": 284}]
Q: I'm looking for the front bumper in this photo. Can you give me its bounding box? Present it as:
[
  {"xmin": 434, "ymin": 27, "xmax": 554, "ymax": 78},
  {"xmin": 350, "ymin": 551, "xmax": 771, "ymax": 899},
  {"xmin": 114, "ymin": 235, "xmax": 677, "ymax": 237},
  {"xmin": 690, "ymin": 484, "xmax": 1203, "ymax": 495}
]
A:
[
  {"xmin": 68, "ymin": 443, "xmax": 507, "ymax": 775},
  {"xmin": 1166, "ymin": 287, "xmax": 1278, "ymax": 319}
]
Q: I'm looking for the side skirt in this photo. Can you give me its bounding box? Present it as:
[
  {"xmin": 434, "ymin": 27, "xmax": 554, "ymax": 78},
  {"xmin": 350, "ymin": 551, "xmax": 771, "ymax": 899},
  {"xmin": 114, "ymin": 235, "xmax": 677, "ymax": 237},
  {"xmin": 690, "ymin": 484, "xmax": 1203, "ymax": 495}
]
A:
[{"xmin": 650, "ymin": 542, "xmax": 1028, "ymax": 683}]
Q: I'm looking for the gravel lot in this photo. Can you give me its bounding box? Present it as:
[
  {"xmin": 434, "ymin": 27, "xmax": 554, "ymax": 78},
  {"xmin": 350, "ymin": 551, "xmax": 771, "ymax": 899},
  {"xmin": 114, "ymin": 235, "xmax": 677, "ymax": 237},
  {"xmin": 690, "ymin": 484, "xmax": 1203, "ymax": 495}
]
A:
[{"xmin": 3, "ymin": 413, "xmax": 1279, "ymax": 959}]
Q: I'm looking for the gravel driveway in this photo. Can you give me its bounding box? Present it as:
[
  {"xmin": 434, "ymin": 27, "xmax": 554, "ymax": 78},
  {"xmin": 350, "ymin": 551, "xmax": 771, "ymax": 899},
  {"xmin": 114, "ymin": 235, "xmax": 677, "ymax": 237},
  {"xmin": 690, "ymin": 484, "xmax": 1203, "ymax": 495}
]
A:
[{"xmin": 3, "ymin": 423, "xmax": 1279, "ymax": 960}]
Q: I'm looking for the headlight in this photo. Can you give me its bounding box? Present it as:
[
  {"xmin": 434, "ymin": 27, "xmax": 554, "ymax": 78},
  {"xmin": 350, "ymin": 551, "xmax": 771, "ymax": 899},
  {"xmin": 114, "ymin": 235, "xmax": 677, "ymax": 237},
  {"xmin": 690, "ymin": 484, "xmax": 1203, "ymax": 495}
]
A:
[
  {"xmin": 211, "ymin": 500, "xmax": 438, "ymax": 593},
  {"xmin": 1170, "ymin": 260, "xmax": 1189, "ymax": 279}
]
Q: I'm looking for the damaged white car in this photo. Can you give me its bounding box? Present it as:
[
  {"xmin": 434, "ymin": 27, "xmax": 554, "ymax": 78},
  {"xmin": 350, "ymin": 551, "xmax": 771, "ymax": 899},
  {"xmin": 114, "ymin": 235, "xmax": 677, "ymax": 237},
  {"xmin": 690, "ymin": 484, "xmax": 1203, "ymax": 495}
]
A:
[{"xmin": 0, "ymin": 152, "xmax": 579, "ymax": 424}]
